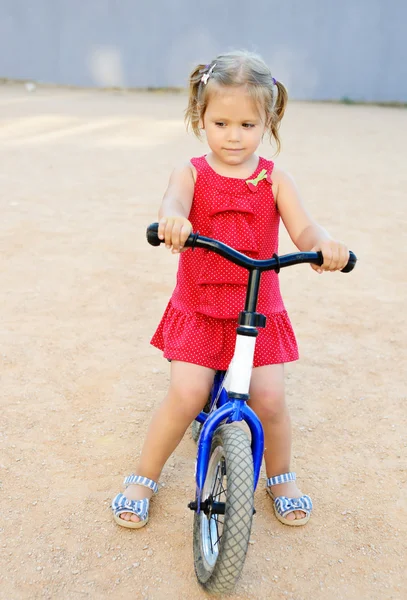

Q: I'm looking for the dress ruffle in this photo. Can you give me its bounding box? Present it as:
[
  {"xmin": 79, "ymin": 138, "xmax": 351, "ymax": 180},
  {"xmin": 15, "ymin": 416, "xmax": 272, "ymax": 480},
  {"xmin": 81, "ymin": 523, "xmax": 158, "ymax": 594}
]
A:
[
  {"xmin": 209, "ymin": 191, "xmax": 258, "ymax": 252},
  {"xmin": 196, "ymin": 186, "xmax": 265, "ymax": 316},
  {"xmin": 150, "ymin": 301, "xmax": 299, "ymax": 371},
  {"xmin": 195, "ymin": 283, "xmax": 248, "ymax": 319}
]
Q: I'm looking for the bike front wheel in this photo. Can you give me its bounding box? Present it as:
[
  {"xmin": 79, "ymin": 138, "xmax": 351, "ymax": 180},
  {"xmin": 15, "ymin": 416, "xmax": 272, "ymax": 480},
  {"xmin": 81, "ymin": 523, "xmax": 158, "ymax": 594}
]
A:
[{"xmin": 193, "ymin": 424, "xmax": 254, "ymax": 594}]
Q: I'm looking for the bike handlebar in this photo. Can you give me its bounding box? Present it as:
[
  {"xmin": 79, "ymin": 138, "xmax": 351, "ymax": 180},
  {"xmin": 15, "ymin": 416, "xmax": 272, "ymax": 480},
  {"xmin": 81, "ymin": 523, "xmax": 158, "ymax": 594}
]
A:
[{"xmin": 146, "ymin": 223, "xmax": 357, "ymax": 273}]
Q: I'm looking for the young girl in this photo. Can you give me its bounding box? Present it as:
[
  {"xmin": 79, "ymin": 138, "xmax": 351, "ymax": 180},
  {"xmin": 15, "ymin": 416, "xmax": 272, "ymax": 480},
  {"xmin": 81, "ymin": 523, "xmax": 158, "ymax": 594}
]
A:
[{"xmin": 112, "ymin": 50, "xmax": 349, "ymax": 528}]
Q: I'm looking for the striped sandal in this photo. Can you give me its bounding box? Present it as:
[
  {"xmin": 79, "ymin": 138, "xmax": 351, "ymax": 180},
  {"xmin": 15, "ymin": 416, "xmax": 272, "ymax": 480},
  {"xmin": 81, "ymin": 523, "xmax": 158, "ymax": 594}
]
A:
[
  {"xmin": 266, "ymin": 472, "xmax": 313, "ymax": 527},
  {"xmin": 111, "ymin": 475, "xmax": 159, "ymax": 529}
]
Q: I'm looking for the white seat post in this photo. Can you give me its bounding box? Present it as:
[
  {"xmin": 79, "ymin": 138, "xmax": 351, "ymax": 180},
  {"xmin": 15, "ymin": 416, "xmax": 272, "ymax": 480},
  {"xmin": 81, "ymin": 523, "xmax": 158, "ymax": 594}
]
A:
[{"xmin": 227, "ymin": 330, "xmax": 257, "ymax": 396}]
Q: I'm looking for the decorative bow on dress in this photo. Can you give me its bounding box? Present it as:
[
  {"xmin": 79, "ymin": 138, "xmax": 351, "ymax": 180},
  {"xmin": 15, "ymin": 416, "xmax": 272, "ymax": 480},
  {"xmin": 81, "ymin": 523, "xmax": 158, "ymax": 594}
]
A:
[{"xmin": 246, "ymin": 168, "xmax": 273, "ymax": 192}]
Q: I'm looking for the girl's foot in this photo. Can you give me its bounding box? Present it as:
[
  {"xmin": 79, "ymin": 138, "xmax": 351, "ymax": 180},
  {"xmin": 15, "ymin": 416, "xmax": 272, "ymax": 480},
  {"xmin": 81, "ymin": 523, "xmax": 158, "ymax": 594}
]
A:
[
  {"xmin": 266, "ymin": 472, "xmax": 313, "ymax": 526},
  {"xmin": 111, "ymin": 475, "xmax": 159, "ymax": 528},
  {"xmin": 268, "ymin": 480, "xmax": 306, "ymax": 520},
  {"xmin": 118, "ymin": 484, "xmax": 154, "ymax": 523}
]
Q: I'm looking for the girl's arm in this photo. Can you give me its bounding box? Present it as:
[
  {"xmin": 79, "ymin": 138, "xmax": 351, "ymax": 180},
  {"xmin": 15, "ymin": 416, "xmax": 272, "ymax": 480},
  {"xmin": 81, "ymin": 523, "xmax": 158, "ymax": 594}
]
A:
[
  {"xmin": 158, "ymin": 163, "xmax": 195, "ymax": 253},
  {"xmin": 273, "ymin": 169, "xmax": 349, "ymax": 273}
]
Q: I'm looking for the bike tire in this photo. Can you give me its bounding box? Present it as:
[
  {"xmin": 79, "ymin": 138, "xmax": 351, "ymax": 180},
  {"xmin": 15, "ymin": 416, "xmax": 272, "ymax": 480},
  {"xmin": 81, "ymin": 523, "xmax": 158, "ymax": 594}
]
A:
[
  {"xmin": 193, "ymin": 424, "xmax": 254, "ymax": 594},
  {"xmin": 191, "ymin": 398, "xmax": 211, "ymax": 443},
  {"xmin": 191, "ymin": 419, "xmax": 202, "ymax": 442}
]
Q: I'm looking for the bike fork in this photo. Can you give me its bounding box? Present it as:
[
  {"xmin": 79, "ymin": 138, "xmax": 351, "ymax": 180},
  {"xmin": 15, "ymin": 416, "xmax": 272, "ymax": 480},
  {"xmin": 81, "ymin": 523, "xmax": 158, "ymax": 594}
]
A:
[{"xmin": 189, "ymin": 399, "xmax": 264, "ymax": 513}]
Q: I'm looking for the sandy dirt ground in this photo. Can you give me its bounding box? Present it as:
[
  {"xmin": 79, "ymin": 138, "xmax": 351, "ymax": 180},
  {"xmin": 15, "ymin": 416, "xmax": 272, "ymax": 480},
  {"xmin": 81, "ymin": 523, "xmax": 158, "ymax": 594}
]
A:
[{"xmin": 0, "ymin": 83, "xmax": 406, "ymax": 600}]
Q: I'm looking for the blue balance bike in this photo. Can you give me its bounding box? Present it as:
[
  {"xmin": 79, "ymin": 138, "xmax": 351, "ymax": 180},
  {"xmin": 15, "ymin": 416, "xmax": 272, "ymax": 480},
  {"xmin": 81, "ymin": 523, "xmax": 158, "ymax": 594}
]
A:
[{"xmin": 147, "ymin": 223, "xmax": 356, "ymax": 594}]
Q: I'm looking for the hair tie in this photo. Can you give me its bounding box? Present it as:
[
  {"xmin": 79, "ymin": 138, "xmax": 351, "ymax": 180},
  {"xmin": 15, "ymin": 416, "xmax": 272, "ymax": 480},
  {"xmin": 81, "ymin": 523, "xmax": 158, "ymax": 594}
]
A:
[
  {"xmin": 201, "ymin": 63, "xmax": 216, "ymax": 85},
  {"xmin": 272, "ymin": 77, "xmax": 278, "ymax": 86}
]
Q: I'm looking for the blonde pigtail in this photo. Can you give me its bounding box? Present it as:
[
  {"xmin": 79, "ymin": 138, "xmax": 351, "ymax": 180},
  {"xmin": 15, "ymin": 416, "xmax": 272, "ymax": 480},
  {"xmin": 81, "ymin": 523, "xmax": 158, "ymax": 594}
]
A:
[
  {"xmin": 269, "ymin": 80, "xmax": 288, "ymax": 153},
  {"xmin": 184, "ymin": 64, "xmax": 207, "ymax": 139},
  {"xmin": 274, "ymin": 80, "xmax": 288, "ymax": 122}
]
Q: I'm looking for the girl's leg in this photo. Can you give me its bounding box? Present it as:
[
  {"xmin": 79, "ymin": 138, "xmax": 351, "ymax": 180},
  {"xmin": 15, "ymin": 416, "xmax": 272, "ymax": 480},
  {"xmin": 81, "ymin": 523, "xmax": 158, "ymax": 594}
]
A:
[
  {"xmin": 248, "ymin": 364, "xmax": 306, "ymax": 521},
  {"xmin": 119, "ymin": 360, "xmax": 215, "ymax": 523}
]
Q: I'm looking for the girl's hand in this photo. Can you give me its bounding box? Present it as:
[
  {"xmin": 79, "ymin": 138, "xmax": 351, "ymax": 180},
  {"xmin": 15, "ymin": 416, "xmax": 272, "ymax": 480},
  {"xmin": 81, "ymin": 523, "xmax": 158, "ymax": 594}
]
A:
[
  {"xmin": 311, "ymin": 239, "xmax": 349, "ymax": 274},
  {"xmin": 158, "ymin": 216, "xmax": 193, "ymax": 253}
]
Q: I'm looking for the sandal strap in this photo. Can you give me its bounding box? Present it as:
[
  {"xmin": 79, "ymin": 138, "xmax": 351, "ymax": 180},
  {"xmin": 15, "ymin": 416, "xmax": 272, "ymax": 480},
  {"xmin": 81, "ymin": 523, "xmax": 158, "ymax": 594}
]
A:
[
  {"xmin": 123, "ymin": 474, "xmax": 159, "ymax": 494},
  {"xmin": 112, "ymin": 493, "xmax": 149, "ymax": 521},
  {"xmin": 266, "ymin": 472, "xmax": 296, "ymax": 487}
]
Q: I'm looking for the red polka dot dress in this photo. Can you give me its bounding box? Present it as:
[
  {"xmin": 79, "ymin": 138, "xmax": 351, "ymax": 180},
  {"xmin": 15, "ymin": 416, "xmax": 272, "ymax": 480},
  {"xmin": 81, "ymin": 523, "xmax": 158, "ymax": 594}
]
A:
[{"xmin": 150, "ymin": 155, "xmax": 299, "ymax": 370}]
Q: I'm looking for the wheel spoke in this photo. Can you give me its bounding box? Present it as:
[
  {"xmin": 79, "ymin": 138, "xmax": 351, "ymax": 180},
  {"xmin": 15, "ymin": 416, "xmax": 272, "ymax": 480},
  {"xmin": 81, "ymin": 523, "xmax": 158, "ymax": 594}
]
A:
[
  {"xmin": 212, "ymin": 486, "xmax": 227, "ymax": 502},
  {"xmin": 213, "ymin": 480, "xmax": 227, "ymax": 499},
  {"xmin": 212, "ymin": 464, "xmax": 222, "ymax": 498},
  {"xmin": 208, "ymin": 463, "xmax": 226, "ymax": 554},
  {"xmin": 212, "ymin": 460, "xmax": 227, "ymax": 501},
  {"xmin": 214, "ymin": 517, "xmax": 220, "ymax": 543},
  {"xmin": 208, "ymin": 516, "xmax": 220, "ymax": 554},
  {"xmin": 209, "ymin": 521, "xmax": 214, "ymax": 554},
  {"xmin": 210, "ymin": 497, "xmax": 225, "ymax": 549},
  {"xmin": 212, "ymin": 517, "xmax": 221, "ymax": 549}
]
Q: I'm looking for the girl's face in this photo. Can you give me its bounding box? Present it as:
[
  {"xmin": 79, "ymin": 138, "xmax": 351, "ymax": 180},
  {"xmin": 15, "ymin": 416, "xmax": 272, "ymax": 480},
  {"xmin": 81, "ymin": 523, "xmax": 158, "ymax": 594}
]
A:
[{"xmin": 201, "ymin": 85, "xmax": 266, "ymax": 167}]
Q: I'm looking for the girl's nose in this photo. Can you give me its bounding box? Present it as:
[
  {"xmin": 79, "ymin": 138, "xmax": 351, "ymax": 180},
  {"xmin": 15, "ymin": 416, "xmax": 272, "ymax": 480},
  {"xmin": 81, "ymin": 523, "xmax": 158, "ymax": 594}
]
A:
[{"xmin": 227, "ymin": 127, "xmax": 241, "ymax": 142}]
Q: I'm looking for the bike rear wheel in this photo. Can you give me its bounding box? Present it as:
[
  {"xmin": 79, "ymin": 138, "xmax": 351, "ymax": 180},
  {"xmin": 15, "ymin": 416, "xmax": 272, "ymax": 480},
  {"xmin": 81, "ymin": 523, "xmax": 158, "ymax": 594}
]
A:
[{"xmin": 193, "ymin": 424, "xmax": 254, "ymax": 594}]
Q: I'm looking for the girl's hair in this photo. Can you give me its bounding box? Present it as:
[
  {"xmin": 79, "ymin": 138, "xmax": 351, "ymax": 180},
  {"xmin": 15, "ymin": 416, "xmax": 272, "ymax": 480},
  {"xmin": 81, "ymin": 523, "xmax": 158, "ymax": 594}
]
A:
[{"xmin": 185, "ymin": 50, "xmax": 288, "ymax": 153}]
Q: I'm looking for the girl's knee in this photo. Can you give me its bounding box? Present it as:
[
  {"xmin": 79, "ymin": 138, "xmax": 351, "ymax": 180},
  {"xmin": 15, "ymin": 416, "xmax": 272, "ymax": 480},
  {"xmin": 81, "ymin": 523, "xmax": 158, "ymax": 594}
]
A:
[
  {"xmin": 168, "ymin": 380, "xmax": 211, "ymax": 421},
  {"xmin": 249, "ymin": 364, "xmax": 286, "ymax": 422},
  {"xmin": 249, "ymin": 388, "xmax": 287, "ymax": 422},
  {"xmin": 168, "ymin": 361, "xmax": 214, "ymax": 420}
]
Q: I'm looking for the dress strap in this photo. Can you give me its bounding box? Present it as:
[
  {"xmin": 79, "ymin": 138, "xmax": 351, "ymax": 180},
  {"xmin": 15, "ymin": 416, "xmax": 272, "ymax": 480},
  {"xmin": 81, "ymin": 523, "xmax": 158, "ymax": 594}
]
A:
[
  {"xmin": 190, "ymin": 156, "xmax": 209, "ymax": 173},
  {"xmin": 260, "ymin": 156, "xmax": 275, "ymax": 176}
]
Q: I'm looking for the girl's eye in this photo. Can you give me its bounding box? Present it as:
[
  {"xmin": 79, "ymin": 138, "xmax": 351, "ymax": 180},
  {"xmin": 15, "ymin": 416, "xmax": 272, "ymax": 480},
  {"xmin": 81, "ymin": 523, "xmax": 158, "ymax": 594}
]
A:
[
  {"xmin": 243, "ymin": 123, "xmax": 255, "ymax": 128},
  {"xmin": 215, "ymin": 122, "xmax": 225, "ymax": 127}
]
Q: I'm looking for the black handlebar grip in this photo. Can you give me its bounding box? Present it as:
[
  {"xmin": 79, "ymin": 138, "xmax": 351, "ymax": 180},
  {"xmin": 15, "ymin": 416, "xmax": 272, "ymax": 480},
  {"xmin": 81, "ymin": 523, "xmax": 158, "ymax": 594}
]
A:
[
  {"xmin": 341, "ymin": 251, "xmax": 357, "ymax": 273},
  {"xmin": 317, "ymin": 250, "xmax": 358, "ymax": 273},
  {"xmin": 317, "ymin": 250, "xmax": 357, "ymax": 272},
  {"xmin": 146, "ymin": 222, "xmax": 162, "ymax": 246},
  {"xmin": 146, "ymin": 222, "xmax": 195, "ymax": 248}
]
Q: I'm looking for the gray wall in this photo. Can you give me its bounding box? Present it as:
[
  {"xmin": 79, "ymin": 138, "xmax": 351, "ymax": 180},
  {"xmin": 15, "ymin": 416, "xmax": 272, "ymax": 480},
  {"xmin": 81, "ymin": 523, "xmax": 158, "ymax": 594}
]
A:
[{"xmin": 0, "ymin": 0, "xmax": 406, "ymax": 102}]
